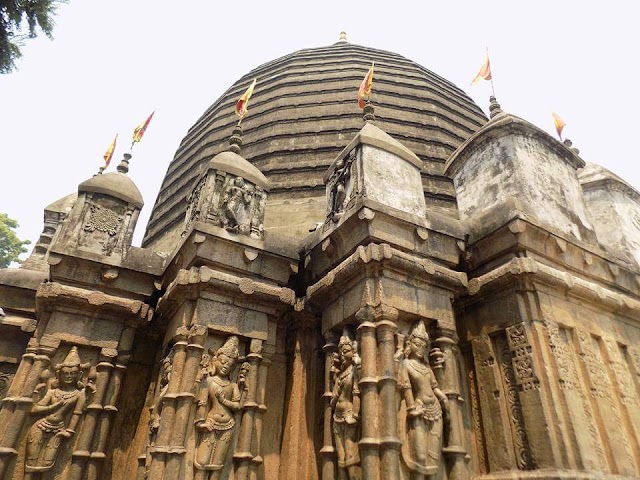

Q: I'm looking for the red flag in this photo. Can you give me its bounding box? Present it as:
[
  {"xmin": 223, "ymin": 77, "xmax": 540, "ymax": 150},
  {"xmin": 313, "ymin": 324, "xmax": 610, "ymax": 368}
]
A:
[
  {"xmin": 552, "ymin": 112, "xmax": 566, "ymax": 140},
  {"xmin": 236, "ymin": 79, "xmax": 257, "ymax": 118},
  {"xmin": 103, "ymin": 134, "xmax": 118, "ymax": 168},
  {"xmin": 132, "ymin": 111, "xmax": 155, "ymax": 145},
  {"xmin": 471, "ymin": 53, "xmax": 492, "ymax": 85},
  {"xmin": 358, "ymin": 63, "xmax": 375, "ymax": 109}
]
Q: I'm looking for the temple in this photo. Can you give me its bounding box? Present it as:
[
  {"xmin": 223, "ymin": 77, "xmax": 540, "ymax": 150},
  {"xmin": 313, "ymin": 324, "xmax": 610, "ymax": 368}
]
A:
[{"xmin": 0, "ymin": 34, "xmax": 639, "ymax": 480}]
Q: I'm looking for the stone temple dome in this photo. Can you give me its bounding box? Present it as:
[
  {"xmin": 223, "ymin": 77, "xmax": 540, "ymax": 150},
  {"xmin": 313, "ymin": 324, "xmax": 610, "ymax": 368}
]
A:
[{"xmin": 143, "ymin": 39, "xmax": 487, "ymax": 248}]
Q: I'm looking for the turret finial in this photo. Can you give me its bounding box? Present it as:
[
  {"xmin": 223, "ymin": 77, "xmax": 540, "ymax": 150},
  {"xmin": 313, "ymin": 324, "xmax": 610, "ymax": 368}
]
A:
[
  {"xmin": 116, "ymin": 153, "xmax": 131, "ymax": 174},
  {"xmin": 489, "ymin": 96, "xmax": 502, "ymax": 118},
  {"xmin": 363, "ymin": 102, "xmax": 376, "ymax": 123},
  {"xmin": 338, "ymin": 31, "xmax": 348, "ymax": 43},
  {"xmin": 229, "ymin": 124, "xmax": 243, "ymax": 154},
  {"xmin": 563, "ymin": 138, "xmax": 580, "ymax": 156}
]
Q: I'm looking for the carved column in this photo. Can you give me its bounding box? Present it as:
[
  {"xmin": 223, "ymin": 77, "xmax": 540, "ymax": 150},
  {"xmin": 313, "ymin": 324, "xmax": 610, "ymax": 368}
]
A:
[
  {"xmin": 165, "ymin": 324, "xmax": 208, "ymax": 479},
  {"xmin": 68, "ymin": 348, "xmax": 117, "ymax": 479},
  {"xmin": 376, "ymin": 310, "xmax": 401, "ymax": 480},
  {"xmin": 249, "ymin": 353, "xmax": 271, "ymax": 480},
  {"xmin": 0, "ymin": 336, "xmax": 59, "ymax": 478},
  {"xmin": 356, "ymin": 305, "xmax": 380, "ymax": 480},
  {"xmin": 86, "ymin": 357, "xmax": 127, "ymax": 480},
  {"xmin": 148, "ymin": 325, "xmax": 190, "ymax": 479},
  {"xmin": 234, "ymin": 339, "xmax": 263, "ymax": 480},
  {"xmin": 321, "ymin": 333, "xmax": 338, "ymax": 480},
  {"xmin": 436, "ymin": 330, "xmax": 468, "ymax": 480}
]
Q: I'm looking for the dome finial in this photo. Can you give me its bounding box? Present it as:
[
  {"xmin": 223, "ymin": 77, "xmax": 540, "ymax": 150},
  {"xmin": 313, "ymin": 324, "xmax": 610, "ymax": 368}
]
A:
[
  {"xmin": 116, "ymin": 153, "xmax": 131, "ymax": 174},
  {"xmin": 338, "ymin": 31, "xmax": 348, "ymax": 43},
  {"xmin": 489, "ymin": 95, "xmax": 502, "ymax": 118},
  {"xmin": 363, "ymin": 102, "xmax": 375, "ymax": 123},
  {"xmin": 229, "ymin": 124, "xmax": 243, "ymax": 154},
  {"xmin": 563, "ymin": 138, "xmax": 580, "ymax": 155}
]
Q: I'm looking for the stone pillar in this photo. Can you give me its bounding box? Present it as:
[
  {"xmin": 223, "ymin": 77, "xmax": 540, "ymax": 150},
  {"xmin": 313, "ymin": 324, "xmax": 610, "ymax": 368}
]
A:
[
  {"xmin": 320, "ymin": 333, "xmax": 338, "ymax": 480},
  {"xmin": 356, "ymin": 306, "xmax": 380, "ymax": 480},
  {"xmin": 436, "ymin": 330, "xmax": 469, "ymax": 480},
  {"xmin": 164, "ymin": 324, "xmax": 208, "ymax": 479},
  {"xmin": 234, "ymin": 339, "xmax": 263, "ymax": 480},
  {"xmin": 68, "ymin": 348, "xmax": 117, "ymax": 480},
  {"xmin": 376, "ymin": 311, "xmax": 401, "ymax": 480},
  {"xmin": 86, "ymin": 357, "xmax": 127, "ymax": 480},
  {"xmin": 0, "ymin": 336, "xmax": 59, "ymax": 478},
  {"xmin": 249, "ymin": 353, "xmax": 271, "ymax": 480},
  {"xmin": 148, "ymin": 325, "xmax": 190, "ymax": 480}
]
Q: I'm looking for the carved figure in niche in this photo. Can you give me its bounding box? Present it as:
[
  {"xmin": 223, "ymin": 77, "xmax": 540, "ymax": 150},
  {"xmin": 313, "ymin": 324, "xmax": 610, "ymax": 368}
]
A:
[
  {"xmin": 148, "ymin": 346, "xmax": 174, "ymax": 445},
  {"xmin": 25, "ymin": 347, "xmax": 95, "ymax": 478},
  {"xmin": 220, "ymin": 176, "xmax": 252, "ymax": 234},
  {"xmin": 194, "ymin": 336, "xmax": 246, "ymax": 480},
  {"xmin": 328, "ymin": 158, "xmax": 349, "ymax": 222},
  {"xmin": 398, "ymin": 320, "xmax": 448, "ymax": 478},
  {"xmin": 330, "ymin": 329, "xmax": 361, "ymax": 480}
]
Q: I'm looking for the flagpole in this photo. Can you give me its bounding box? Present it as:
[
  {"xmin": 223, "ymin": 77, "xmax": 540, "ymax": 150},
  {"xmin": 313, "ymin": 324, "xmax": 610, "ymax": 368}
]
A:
[{"xmin": 486, "ymin": 46, "xmax": 496, "ymax": 97}]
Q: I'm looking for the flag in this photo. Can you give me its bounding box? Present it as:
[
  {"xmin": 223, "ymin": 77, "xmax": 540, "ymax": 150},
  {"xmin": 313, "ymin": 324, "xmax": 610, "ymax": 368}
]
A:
[
  {"xmin": 471, "ymin": 53, "xmax": 492, "ymax": 85},
  {"xmin": 236, "ymin": 79, "xmax": 257, "ymax": 118},
  {"xmin": 132, "ymin": 111, "xmax": 155, "ymax": 145},
  {"xmin": 103, "ymin": 134, "xmax": 118, "ymax": 168},
  {"xmin": 358, "ymin": 62, "xmax": 375, "ymax": 109},
  {"xmin": 552, "ymin": 112, "xmax": 566, "ymax": 140}
]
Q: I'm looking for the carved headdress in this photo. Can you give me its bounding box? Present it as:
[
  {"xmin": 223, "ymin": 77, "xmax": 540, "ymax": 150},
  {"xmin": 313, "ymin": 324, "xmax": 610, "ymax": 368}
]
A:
[
  {"xmin": 215, "ymin": 335, "xmax": 240, "ymax": 359},
  {"xmin": 53, "ymin": 347, "xmax": 90, "ymax": 388},
  {"xmin": 338, "ymin": 327, "xmax": 356, "ymax": 349},
  {"xmin": 409, "ymin": 320, "xmax": 429, "ymax": 343}
]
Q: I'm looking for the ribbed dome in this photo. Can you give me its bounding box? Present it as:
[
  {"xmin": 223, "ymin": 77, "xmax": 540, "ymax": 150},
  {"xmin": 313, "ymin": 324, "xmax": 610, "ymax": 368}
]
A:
[{"xmin": 143, "ymin": 40, "xmax": 487, "ymax": 248}]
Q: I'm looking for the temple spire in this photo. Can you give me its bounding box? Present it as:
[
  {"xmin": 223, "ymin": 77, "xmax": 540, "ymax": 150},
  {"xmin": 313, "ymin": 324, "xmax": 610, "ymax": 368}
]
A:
[
  {"xmin": 363, "ymin": 102, "xmax": 375, "ymax": 123},
  {"xmin": 338, "ymin": 31, "xmax": 348, "ymax": 43}
]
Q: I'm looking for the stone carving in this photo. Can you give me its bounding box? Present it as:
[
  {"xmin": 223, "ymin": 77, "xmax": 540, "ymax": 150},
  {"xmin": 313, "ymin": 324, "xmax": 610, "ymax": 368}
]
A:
[
  {"xmin": 84, "ymin": 204, "xmax": 122, "ymax": 236},
  {"xmin": 148, "ymin": 346, "xmax": 174, "ymax": 445},
  {"xmin": 25, "ymin": 347, "xmax": 95, "ymax": 477},
  {"xmin": 183, "ymin": 176, "xmax": 207, "ymax": 235},
  {"xmin": 220, "ymin": 177, "xmax": 253, "ymax": 234},
  {"xmin": 327, "ymin": 149, "xmax": 358, "ymax": 223},
  {"xmin": 496, "ymin": 334, "xmax": 532, "ymax": 470},
  {"xmin": 506, "ymin": 323, "xmax": 539, "ymax": 392},
  {"xmin": 330, "ymin": 328, "xmax": 361, "ymax": 480},
  {"xmin": 0, "ymin": 371, "xmax": 12, "ymax": 400},
  {"xmin": 194, "ymin": 335, "xmax": 246, "ymax": 479},
  {"xmin": 397, "ymin": 320, "xmax": 447, "ymax": 477}
]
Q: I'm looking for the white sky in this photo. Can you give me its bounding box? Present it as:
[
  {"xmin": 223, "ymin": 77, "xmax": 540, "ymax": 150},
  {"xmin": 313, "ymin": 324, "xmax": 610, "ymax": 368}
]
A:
[{"xmin": 1, "ymin": 1, "xmax": 639, "ymax": 255}]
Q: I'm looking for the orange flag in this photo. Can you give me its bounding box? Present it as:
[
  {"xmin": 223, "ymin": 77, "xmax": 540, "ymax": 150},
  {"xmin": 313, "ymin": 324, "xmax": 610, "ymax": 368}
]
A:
[
  {"xmin": 132, "ymin": 111, "xmax": 155, "ymax": 145},
  {"xmin": 103, "ymin": 134, "xmax": 118, "ymax": 168},
  {"xmin": 236, "ymin": 79, "xmax": 257, "ymax": 118},
  {"xmin": 358, "ymin": 62, "xmax": 374, "ymax": 109},
  {"xmin": 552, "ymin": 112, "xmax": 566, "ymax": 140},
  {"xmin": 471, "ymin": 53, "xmax": 492, "ymax": 85}
]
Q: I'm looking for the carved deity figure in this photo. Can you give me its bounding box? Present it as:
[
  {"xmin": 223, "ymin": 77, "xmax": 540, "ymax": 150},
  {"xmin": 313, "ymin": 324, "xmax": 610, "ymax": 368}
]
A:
[
  {"xmin": 398, "ymin": 321, "xmax": 447, "ymax": 478},
  {"xmin": 330, "ymin": 330, "xmax": 361, "ymax": 480},
  {"xmin": 220, "ymin": 177, "xmax": 252, "ymax": 233},
  {"xmin": 25, "ymin": 347, "xmax": 94, "ymax": 478},
  {"xmin": 148, "ymin": 347, "xmax": 173, "ymax": 445},
  {"xmin": 194, "ymin": 336, "xmax": 246, "ymax": 480}
]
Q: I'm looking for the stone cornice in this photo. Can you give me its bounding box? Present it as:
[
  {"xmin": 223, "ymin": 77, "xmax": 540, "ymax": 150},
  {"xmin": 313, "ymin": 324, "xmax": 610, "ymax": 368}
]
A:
[
  {"xmin": 36, "ymin": 282, "xmax": 152, "ymax": 325},
  {"xmin": 468, "ymin": 257, "xmax": 640, "ymax": 320},
  {"xmin": 305, "ymin": 243, "xmax": 468, "ymax": 304},
  {"xmin": 157, "ymin": 265, "xmax": 297, "ymax": 317}
]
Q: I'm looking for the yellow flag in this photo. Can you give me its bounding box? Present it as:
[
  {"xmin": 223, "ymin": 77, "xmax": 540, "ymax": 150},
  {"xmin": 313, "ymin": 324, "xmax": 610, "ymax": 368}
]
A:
[
  {"xmin": 552, "ymin": 112, "xmax": 566, "ymax": 140},
  {"xmin": 103, "ymin": 134, "xmax": 118, "ymax": 168},
  {"xmin": 236, "ymin": 79, "xmax": 257, "ymax": 118},
  {"xmin": 358, "ymin": 63, "xmax": 375, "ymax": 109},
  {"xmin": 471, "ymin": 53, "xmax": 492, "ymax": 85}
]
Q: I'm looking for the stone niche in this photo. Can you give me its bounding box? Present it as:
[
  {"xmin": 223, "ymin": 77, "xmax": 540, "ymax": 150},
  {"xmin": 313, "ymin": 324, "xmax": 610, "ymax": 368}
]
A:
[
  {"xmin": 445, "ymin": 113, "xmax": 597, "ymax": 245},
  {"xmin": 323, "ymin": 122, "xmax": 426, "ymax": 224},
  {"xmin": 580, "ymin": 162, "xmax": 640, "ymax": 267},
  {"xmin": 183, "ymin": 151, "xmax": 269, "ymax": 240}
]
